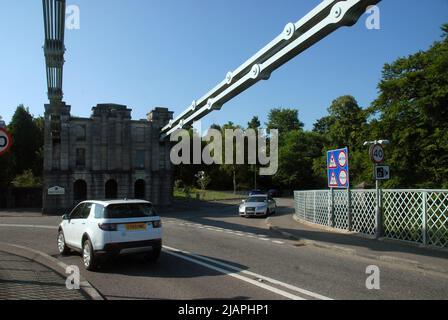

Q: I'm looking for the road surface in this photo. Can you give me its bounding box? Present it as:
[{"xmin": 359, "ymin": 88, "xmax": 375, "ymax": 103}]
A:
[{"xmin": 0, "ymin": 199, "xmax": 447, "ymax": 300}]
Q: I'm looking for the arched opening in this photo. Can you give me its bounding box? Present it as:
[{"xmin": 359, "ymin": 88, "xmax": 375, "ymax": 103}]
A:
[
  {"xmin": 134, "ymin": 179, "xmax": 146, "ymax": 200},
  {"xmin": 74, "ymin": 180, "xmax": 87, "ymax": 201},
  {"xmin": 105, "ymin": 180, "xmax": 118, "ymax": 199}
]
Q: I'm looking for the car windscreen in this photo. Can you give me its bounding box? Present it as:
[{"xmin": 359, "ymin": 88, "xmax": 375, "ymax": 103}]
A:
[
  {"xmin": 246, "ymin": 197, "xmax": 267, "ymax": 203},
  {"xmin": 104, "ymin": 203, "xmax": 157, "ymax": 219}
]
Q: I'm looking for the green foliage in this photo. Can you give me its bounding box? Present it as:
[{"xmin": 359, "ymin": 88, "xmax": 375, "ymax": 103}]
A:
[
  {"xmin": 247, "ymin": 116, "xmax": 261, "ymax": 130},
  {"xmin": 275, "ymin": 130, "xmax": 324, "ymax": 190},
  {"xmin": 12, "ymin": 169, "xmax": 42, "ymax": 187},
  {"xmin": 195, "ymin": 171, "xmax": 211, "ymax": 191},
  {"xmin": 8, "ymin": 105, "xmax": 43, "ymax": 179},
  {"xmin": 267, "ymin": 108, "xmax": 304, "ymax": 137},
  {"xmin": 369, "ymin": 26, "xmax": 448, "ymax": 188}
]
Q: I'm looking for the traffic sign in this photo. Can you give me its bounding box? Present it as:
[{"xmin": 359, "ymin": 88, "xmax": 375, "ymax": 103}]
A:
[
  {"xmin": 327, "ymin": 147, "xmax": 350, "ymax": 189},
  {"xmin": 328, "ymin": 154, "xmax": 337, "ymax": 169},
  {"xmin": 370, "ymin": 144, "xmax": 385, "ymax": 164},
  {"xmin": 339, "ymin": 169, "xmax": 348, "ymax": 186},
  {"xmin": 0, "ymin": 128, "xmax": 13, "ymax": 156},
  {"xmin": 338, "ymin": 150, "xmax": 347, "ymax": 167},
  {"xmin": 329, "ymin": 172, "xmax": 338, "ymax": 187},
  {"xmin": 375, "ymin": 165, "xmax": 390, "ymax": 180}
]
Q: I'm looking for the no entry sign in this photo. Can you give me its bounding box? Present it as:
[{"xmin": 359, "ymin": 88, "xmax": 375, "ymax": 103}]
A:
[{"xmin": 0, "ymin": 128, "xmax": 13, "ymax": 156}]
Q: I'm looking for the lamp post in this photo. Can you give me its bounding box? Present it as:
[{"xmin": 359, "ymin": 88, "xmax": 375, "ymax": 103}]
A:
[{"xmin": 364, "ymin": 140, "xmax": 390, "ymax": 239}]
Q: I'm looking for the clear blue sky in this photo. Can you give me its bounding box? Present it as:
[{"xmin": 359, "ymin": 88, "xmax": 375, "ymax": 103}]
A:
[{"xmin": 0, "ymin": 0, "xmax": 447, "ymax": 130}]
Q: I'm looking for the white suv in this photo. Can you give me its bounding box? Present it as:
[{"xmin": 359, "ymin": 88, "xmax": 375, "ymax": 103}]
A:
[{"xmin": 57, "ymin": 200, "xmax": 162, "ymax": 271}]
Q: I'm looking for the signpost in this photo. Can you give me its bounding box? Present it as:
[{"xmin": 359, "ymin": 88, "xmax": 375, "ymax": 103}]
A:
[
  {"xmin": 364, "ymin": 139, "xmax": 390, "ymax": 239},
  {"xmin": 0, "ymin": 128, "xmax": 13, "ymax": 156},
  {"xmin": 327, "ymin": 147, "xmax": 350, "ymax": 229},
  {"xmin": 327, "ymin": 148, "xmax": 349, "ymax": 189}
]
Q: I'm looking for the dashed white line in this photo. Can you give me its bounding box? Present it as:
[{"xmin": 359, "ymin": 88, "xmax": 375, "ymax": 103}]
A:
[{"xmin": 167, "ymin": 220, "xmax": 289, "ymax": 245}]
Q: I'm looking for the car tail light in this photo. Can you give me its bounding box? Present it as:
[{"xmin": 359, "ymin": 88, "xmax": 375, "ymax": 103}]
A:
[
  {"xmin": 152, "ymin": 220, "xmax": 162, "ymax": 228},
  {"xmin": 98, "ymin": 223, "xmax": 117, "ymax": 231}
]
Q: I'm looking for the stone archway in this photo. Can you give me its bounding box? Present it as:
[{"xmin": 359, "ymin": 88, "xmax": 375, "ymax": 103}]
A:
[
  {"xmin": 74, "ymin": 180, "xmax": 87, "ymax": 201},
  {"xmin": 134, "ymin": 179, "xmax": 146, "ymax": 200},
  {"xmin": 105, "ymin": 180, "xmax": 118, "ymax": 199}
]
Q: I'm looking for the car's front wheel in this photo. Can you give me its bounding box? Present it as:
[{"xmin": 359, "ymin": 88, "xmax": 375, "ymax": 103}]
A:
[
  {"xmin": 82, "ymin": 239, "xmax": 98, "ymax": 271},
  {"xmin": 57, "ymin": 231, "xmax": 70, "ymax": 256}
]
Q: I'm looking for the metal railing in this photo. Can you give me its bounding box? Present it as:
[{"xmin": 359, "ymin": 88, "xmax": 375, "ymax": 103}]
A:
[{"xmin": 294, "ymin": 189, "xmax": 448, "ymax": 249}]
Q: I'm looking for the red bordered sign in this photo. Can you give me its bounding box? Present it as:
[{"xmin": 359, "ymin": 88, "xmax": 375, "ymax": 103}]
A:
[{"xmin": 0, "ymin": 128, "xmax": 13, "ymax": 156}]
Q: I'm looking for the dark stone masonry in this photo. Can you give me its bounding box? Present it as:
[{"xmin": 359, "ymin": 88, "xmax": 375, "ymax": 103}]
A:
[{"xmin": 43, "ymin": 103, "xmax": 174, "ymax": 215}]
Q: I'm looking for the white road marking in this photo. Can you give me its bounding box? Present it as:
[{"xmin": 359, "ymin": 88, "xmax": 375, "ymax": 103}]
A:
[
  {"xmin": 163, "ymin": 245, "xmax": 332, "ymax": 301},
  {"xmin": 167, "ymin": 219, "xmax": 289, "ymax": 245},
  {"xmin": 0, "ymin": 224, "xmax": 57, "ymax": 230}
]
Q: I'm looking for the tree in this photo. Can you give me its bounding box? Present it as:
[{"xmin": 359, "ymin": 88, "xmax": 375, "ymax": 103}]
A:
[
  {"xmin": 8, "ymin": 105, "xmax": 43, "ymax": 178},
  {"xmin": 275, "ymin": 130, "xmax": 324, "ymax": 190},
  {"xmin": 267, "ymin": 108, "xmax": 304, "ymax": 137},
  {"xmin": 312, "ymin": 116, "xmax": 335, "ymax": 135},
  {"xmin": 195, "ymin": 171, "xmax": 211, "ymax": 191},
  {"xmin": 247, "ymin": 116, "xmax": 261, "ymax": 130},
  {"xmin": 370, "ymin": 24, "xmax": 448, "ymax": 188},
  {"xmin": 312, "ymin": 96, "xmax": 370, "ymax": 186},
  {"xmin": 12, "ymin": 169, "xmax": 42, "ymax": 187}
]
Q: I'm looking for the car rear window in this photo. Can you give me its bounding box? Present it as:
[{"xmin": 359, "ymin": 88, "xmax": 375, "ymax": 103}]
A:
[{"xmin": 104, "ymin": 203, "xmax": 157, "ymax": 219}]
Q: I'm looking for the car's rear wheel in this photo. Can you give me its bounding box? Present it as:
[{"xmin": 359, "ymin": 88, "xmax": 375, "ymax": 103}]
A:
[
  {"xmin": 57, "ymin": 231, "xmax": 70, "ymax": 256},
  {"xmin": 82, "ymin": 239, "xmax": 98, "ymax": 271},
  {"xmin": 144, "ymin": 247, "xmax": 161, "ymax": 263}
]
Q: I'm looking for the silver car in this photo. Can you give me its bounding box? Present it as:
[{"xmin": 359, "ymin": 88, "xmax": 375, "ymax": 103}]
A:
[{"xmin": 239, "ymin": 195, "xmax": 277, "ymax": 217}]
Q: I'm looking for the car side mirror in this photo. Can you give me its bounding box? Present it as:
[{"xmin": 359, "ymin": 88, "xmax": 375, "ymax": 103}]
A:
[
  {"xmin": 242, "ymin": 200, "xmax": 246, "ymax": 204},
  {"xmin": 62, "ymin": 214, "xmax": 70, "ymax": 221}
]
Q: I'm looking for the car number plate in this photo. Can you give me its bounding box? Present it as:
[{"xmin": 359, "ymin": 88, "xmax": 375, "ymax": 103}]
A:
[{"xmin": 126, "ymin": 223, "xmax": 147, "ymax": 231}]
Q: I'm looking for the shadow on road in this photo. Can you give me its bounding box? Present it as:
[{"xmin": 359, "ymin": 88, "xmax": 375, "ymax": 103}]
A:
[{"xmin": 68, "ymin": 250, "xmax": 250, "ymax": 280}]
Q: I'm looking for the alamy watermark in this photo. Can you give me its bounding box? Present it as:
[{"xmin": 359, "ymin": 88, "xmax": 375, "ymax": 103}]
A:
[
  {"xmin": 170, "ymin": 121, "xmax": 279, "ymax": 176},
  {"xmin": 365, "ymin": 265, "xmax": 381, "ymax": 290},
  {"xmin": 365, "ymin": 5, "xmax": 381, "ymax": 30},
  {"xmin": 66, "ymin": 4, "xmax": 80, "ymax": 30},
  {"xmin": 66, "ymin": 265, "xmax": 80, "ymax": 290}
]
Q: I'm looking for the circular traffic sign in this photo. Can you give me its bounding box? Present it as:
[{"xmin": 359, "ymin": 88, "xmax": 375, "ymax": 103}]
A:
[
  {"xmin": 0, "ymin": 128, "xmax": 13, "ymax": 156},
  {"xmin": 338, "ymin": 150, "xmax": 347, "ymax": 168},
  {"xmin": 370, "ymin": 144, "xmax": 385, "ymax": 164},
  {"xmin": 339, "ymin": 170, "xmax": 348, "ymax": 186}
]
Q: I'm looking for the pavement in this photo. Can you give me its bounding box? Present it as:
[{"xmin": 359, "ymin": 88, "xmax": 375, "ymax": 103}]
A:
[
  {"xmin": 0, "ymin": 250, "xmax": 87, "ymax": 300},
  {"xmin": 0, "ymin": 198, "xmax": 447, "ymax": 300},
  {"xmin": 0, "ymin": 242, "xmax": 103, "ymax": 300}
]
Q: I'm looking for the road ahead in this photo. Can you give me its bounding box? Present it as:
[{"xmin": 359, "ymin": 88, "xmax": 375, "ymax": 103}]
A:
[{"xmin": 0, "ymin": 199, "xmax": 447, "ymax": 300}]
